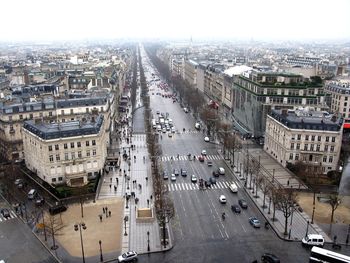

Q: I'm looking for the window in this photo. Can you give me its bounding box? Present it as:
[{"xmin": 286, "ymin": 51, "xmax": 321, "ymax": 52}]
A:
[
  {"xmin": 324, "ymin": 145, "xmax": 329, "ymax": 152},
  {"xmin": 86, "ymin": 150, "xmax": 90, "ymax": 157},
  {"xmin": 77, "ymin": 142, "xmax": 81, "ymax": 148},
  {"xmin": 49, "ymin": 155, "xmax": 54, "ymax": 162},
  {"xmin": 316, "ymin": 145, "xmax": 320, "ymax": 151},
  {"xmin": 291, "ymin": 134, "xmax": 295, "ymax": 140},
  {"xmin": 92, "ymin": 149, "xmax": 97, "ymax": 156},
  {"xmin": 310, "ymin": 144, "xmax": 314, "ymax": 151},
  {"xmin": 317, "ymin": 136, "xmax": 321, "ymax": 142},
  {"xmin": 331, "ymin": 137, "xmax": 336, "ymax": 142},
  {"xmin": 330, "ymin": 146, "xmax": 335, "ymax": 152},
  {"xmin": 86, "ymin": 141, "xmax": 90, "ymax": 147},
  {"xmin": 70, "ymin": 109, "xmax": 74, "ymax": 114},
  {"xmin": 29, "ymin": 114, "xmax": 33, "ymax": 119},
  {"xmin": 61, "ymin": 110, "xmax": 64, "ymax": 115},
  {"xmin": 311, "ymin": 135, "xmax": 315, "ymax": 141},
  {"xmin": 58, "ymin": 177, "xmax": 63, "ymax": 181},
  {"xmin": 329, "ymin": 156, "xmax": 333, "ymax": 163},
  {"xmin": 323, "ymin": 156, "xmax": 327, "ymax": 162},
  {"xmin": 304, "ymin": 144, "xmax": 308, "ymax": 151},
  {"xmin": 65, "ymin": 153, "xmax": 69, "ymax": 160},
  {"xmin": 52, "ymin": 178, "xmax": 57, "ymax": 183},
  {"xmin": 48, "ymin": 145, "xmax": 53, "ymax": 151},
  {"xmin": 56, "ymin": 154, "xmax": 60, "ymax": 161},
  {"xmin": 78, "ymin": 151, "xmax": 82, "ymax": 158},
  {"xmin": 326, "ymin": 136, "xmax": 329, "ymax": 142},
  {"xmin": 64, "ymin": 143, "xmax": 68, "ymax": 149},
  {"xmin": 296, "ymin": 143, "xmax": 300, "ymax": 150},
  {"xmin": 305, "ymin": 135, "xmax": 309, "ymax": 141},
  {"xmin": 295, "ymin": 154, "xmax": 299, "ymax": 161},
  {"xmin": 297, "ymin": 134, "xmax": 301, "ymax": 140},
  {"xmin": 289, "ymin": 153, "xmax": 293, "ymax": 160},
  {"xmin": 55, "ymin": 144, "xmax": 59, "ymax": 150},
  {"xmin": 291, "ymin": 143, "xmax": 294, "ymax": 150},
  {"xmin": 92, "ymin": 140, "xmax": 96, "ymax": 146},
  {"xmin": 19, "ymin": 114, "xmax": 23, "ymax": 120},
  {"xmin": 70, "ymin": 142, "xmax": 75, "ymax": 148},
  {"xmin": 49, "ymin": 111, "xmax": 53, "ymax": 117},
  {"xmin": 71, "ymin": 152, "xmax": 75, "ymax": 159}
]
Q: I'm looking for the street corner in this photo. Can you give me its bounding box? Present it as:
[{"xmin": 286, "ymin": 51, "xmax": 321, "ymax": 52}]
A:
[{"xmin": 54, "ymin": 197, "xmax": 125, "ymax": 258}]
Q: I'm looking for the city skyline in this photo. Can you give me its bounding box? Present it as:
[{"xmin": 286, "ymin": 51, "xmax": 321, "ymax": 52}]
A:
[{"xmin": 1, "ymin": 0, "xmax": 350, "ymax": 42}]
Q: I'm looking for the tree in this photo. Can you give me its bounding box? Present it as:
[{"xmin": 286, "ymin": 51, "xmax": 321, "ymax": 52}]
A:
[
  {"xmin": 275, "ymin": 187, "xmax": 297, "ymax": 235},
  {"xmin": 261, "ymin": 178, "xmax": 271, "ymax": 209},
  {"xmin": 44, "ymin": 213, "xmax": 64, "ymax": 250},
  {"xmin": 200, "ymin": 107, "xmax": 219, "ymax": 137},
  {"xmin": 329, "ymin": 194, "xmax": 341, "ymax": 224}
]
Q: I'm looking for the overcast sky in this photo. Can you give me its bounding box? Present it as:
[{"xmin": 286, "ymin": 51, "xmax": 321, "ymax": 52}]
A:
[{"xmin": 1, "ymin": 0, "xmax": 350, "ymax": 42}]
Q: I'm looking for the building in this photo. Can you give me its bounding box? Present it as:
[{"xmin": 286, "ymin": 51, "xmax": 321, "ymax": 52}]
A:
[
  {"xmin": 184, "ymin": 59, "xmax": 198, "ymax": 87},
  {"xmin": 232, "ymin": 71, "xmax": 327, "ymax": 137},
  {"xmin": 264, "ymin": 108, "xmax": 342, "ymax": 174},
  {"xmin": 22, "ymin": 115, "xmax": 107, "ymax": 187},
  {"xmin": 324, "ymin": 80, "xmax": 350, "ymax": 118}
]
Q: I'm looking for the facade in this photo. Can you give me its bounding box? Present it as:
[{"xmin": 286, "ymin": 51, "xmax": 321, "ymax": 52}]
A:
[
  {"xmin": 22, "ymin": 115, "xmax": 107, "ymax": 187},
  {"xmin": 264, "ymin": 108, "xmax": 342, "ymax": 174},
  {"xmin": 0, "ymin": 92, "xmax": 115, "ymax": 161},
  {"xmin": 184, "ymin": 59, "xmax": 198, "ymax": 87},
  {"xmin": 232, "ymin": 71, "xmax": 327, "ymax": 137},
  {"xmin": 324, "ymin": 80, "xmax": 350, "ymax": 118}
]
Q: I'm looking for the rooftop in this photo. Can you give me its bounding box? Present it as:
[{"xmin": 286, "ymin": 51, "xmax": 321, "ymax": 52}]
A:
[
  {"xmin": 269, "ymin": 108, "xmax": 342, "ymax": 132},
  {"xmin": 23, "ymin": 115, "xmax": 104, "ymax": 140}
]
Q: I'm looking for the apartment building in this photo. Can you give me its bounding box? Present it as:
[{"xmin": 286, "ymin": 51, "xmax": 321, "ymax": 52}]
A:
[
  {"xmin": 184, "ymin": 59, "xmax": 198, "ymax": 87},
  {"xmin": 264, "ymin": 108, "xmax": 342, "ymax": 174},
  {"xmin": 232, "ymin": 71, "xmax": 327, "ymax": 137},
  {"xmin": 324, "ymin": 80, "xmax": 350, "ymax": 118},
  {"xmin": 0, "ymin": 91, "xmax": 115, "ymax": 161},
  {"xmin": 22, "ymin": 114, "xmax": 107, "ymax": 187}
]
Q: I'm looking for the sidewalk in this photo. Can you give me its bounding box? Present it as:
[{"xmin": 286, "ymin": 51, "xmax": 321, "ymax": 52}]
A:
[{"xmin": 220, "ymin": 148, "xmax": 331, "ymax": 242}]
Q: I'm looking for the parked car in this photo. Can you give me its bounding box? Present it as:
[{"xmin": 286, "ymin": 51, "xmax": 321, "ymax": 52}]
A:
[
  {"xmin": 163, "ymin": 171, "xmax": 169, "ymax": 180},
  {"xmin": 14, "ymin": 178, "xmax": 23, "ymax": 185},
  {"xmin": 219, "ymin": 195, "xmax": 227, "ymax": 204},
  {"xmin": 238, "ymin": 199, "xmax": 248, "ymax": 209},
  {"xmin": 1, "ymin": 208, "xmax": 11, "ymax": 219},
  {"xmin": 118, "ymin": 251, "xmax": 138, "ymax": 262},
  {"xmin": 249, "ymin": 217, "xmax": 261, "ymax": 228},
  {"xmin": 171, "ymin": 174, "xmax": 176, "ymax": 181},
  {"xmin": 302, "ymin": 234, "xmax": 324, "ymax": 247},
  {"xmin": 49, "ymin": 204, "xmax": 67, "ymax": 215},
  {"xmin": 35, "ymin": 195, "xmax": 45, "ymax": 206},
  {"xmin": 231, "ymin": 205, "xmax": 241, "ymax": 213},
  {"xmin": 191, "ymin": 174, "xmax": 197, "ymax": 183},
  {"xmin": 261, "ymin": 253, "xmax": 280, "ymax": 263}
]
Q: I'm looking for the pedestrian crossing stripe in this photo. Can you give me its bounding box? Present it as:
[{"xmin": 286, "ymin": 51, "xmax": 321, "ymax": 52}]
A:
[
  {"xmin": 180, "ymin": 130, "xmax": 200, "ymax": 134},
  {"xmin": 0, "ymin": 211, "xmax": 17, "ymax": 222},
  {"xmin": 160, "ymin": 154, "xmax": 221, "ymax": 162},
  {"xmin": 167, "ymin": 181, "xmax": 232, "ymax": 192}
]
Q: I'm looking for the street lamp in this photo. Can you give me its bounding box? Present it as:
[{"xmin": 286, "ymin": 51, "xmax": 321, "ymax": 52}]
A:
[
  {"xmin": 147, "ymin": 231, "xmax": 150, "ymax": 252},
  {"xmin": 74, "ymin": 222, "xmax": 87, "ymax": 263},
  {"xmin": 305, "ymin": 220, "xmax": 310, "ymax": 239},
  {"xmin": 124, "ymin": 216, "xmax": 128, "ymax": 236},
  {"xmin": 98, "ymin": 240, "xmax": 103, "ymax": 262}
]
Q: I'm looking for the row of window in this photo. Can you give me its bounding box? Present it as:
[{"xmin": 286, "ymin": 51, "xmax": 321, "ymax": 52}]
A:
[
  {"xmin": 288, "ymin": 153, "xmax": 334, "ymax": 163},
  {"xmin": 49, "ymin": 149, "xmax": 97, "ymax": 162},
  {"xmin": 290, "ymin": 143, "xmax": 335, "ymax": 152},
  {"xmin": 291, "ymin": 134, "xmax": 336, "ymax": 142},
  {"xmin": 48, "ymin": 140, "xmax": 96, "ymax": 151}
]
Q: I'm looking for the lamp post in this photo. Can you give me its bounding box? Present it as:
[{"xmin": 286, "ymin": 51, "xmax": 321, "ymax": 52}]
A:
[
  {"xmin": 124, "ymin": 216, "xmax": 128, "ymax": 236},
  {"xmin": 311, "ymin": 190, "xmax": 316, "ymax": 224},
  {"xmin": 268, "ymin": 196, "xmax": 272, "ymax": 214},
  {"xmin": 239, "ymin": 163, "xmax": 242, "ymax": 176},
  {"xmin": 305, "ymin": 220, "xmax": 309, "ymax": 239},
  {"xmin": 42, "ymin": 210, "xmax": 47, "ymax": 241},
  {"xmin": 74, "ymin": 222, "xmax": 87, "ymax": 263},
  {"xmin": 98, "ymin": 240, "xmax": 103, "ymax": 262},
  {"xmin": 147, "ymin": 231, "xmax": 150, "ymax": 252}
]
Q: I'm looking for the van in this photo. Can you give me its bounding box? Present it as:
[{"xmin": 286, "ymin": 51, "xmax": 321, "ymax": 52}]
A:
[
  {"xmin": 28, "ymin": 189, "xmax": 37, "ymax": 200},
  {"xmin": 302, "ymin": 234, "xmax": 324, "ymax": 247},
  {"xmin": 49, "ymin": 204, "xmax": 67, "ymax": 215},
  {"xmin": 218, "ymin": 167, "xmax": 225, "ymax": 175},
  {"xmin": 229, "ymin": 182, "xmax": 238, "ymax": 193}
]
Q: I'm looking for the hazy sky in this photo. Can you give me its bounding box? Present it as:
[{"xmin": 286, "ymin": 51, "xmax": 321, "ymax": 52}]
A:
[{"xmin": 1, "ymin": 0, "xmax": 350, "ymax": 42}]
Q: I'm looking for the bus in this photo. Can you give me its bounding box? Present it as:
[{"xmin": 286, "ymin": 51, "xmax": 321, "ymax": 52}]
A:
[{"xmin": 310, "ymin": 246, "xmax": 350, "ymax": 263}]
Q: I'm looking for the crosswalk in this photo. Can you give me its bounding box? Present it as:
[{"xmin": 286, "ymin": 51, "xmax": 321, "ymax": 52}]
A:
[
  {"xmin": 161, "ymin": 154, "xmax": 221, "ymax": 162},
  {"xmin": 0, "ymin": 210, "xmax": 17, "ymax": 222},
  {"xmin": 181, "ymin": 130, "xmax": 200, "ymax": 134},
  {"xmin": 167, "ymin": 181, "xmax": 232, "ymax": 192}
]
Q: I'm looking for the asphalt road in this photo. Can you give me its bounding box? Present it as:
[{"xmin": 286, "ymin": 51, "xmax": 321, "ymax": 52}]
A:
[{"xmin": 138, "ymin": 53, "xmax": 311, "ymax": 263}]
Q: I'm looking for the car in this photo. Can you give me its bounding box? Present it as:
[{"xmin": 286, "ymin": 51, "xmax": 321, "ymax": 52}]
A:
[
  {"xmin": 171, "ymin": 174, "xmax": 176, "ymax": 181},
  {"xmin": 204, "ymin": 136, "xmax": 210, "ymax": 142},
  {"xmin": 35, "ymin": 195, "xmax": 45, "ymax": 206},
  {"xmin": 209, "ymin": 177, "xmax": 216, "ymax": 184},
  {"xmin": 168, "ymin": 133, "xmax": 172, "ymax": 137},
  {"xmin": 261, "ymin": 253, "xmax": 280, "ymax": 263},
  {"xmin": 238, "ymin": 199, "xmax": 248, "ymax": 209},
  {"xmin": 162, "ymin": 128, "xmax": 166, "ymax": 133},
  {"xmin": 207, "ymin": 160, "xmax": 213, "ymax": 167},
  {"xmin": 201, "ymin": 150, "xmax": 207, "ymax": 156},
  {"xmin": 14, "ymin": 178, "xmax": 23, "ymax": 185},
  {"xmin": 219, "ymin": 195, "xmax": 227, "ymax": 204},
  {"xmin": 156, "ymin": 111, "xmax": 160, "ymax": 114},
  {"xmin": 183, "ymin": 107, "xmax": 189, "ymax": 113},
  {"xmin": 174, "ymin": 169, "xmax": 179, "ymax": 176},
  {"xmin": 302, "ymin": 234, "xmax": 325, "ymax": 247},
  {"xmin": 191, "ymin": 174, "xmax": 197, "ymax": 183},
  {"xmin": 118, "ymin": 251, "xmax": 138, "ymax": 262},
  {"xmin": 231, "ymin": 204, "xmax": 241, "ymax": 213},
  {"xmin": 249, "ymin": 217, "xmax": 261, "ymax": 228},
  {"xmin": 1, "ymin": 208, "xmax": 11, "ymax": 219},
  {"xmin": 162, "ymin": 171, "xmax": 169, "ymax": 180},
  {"xmin": 229, "ymin": 182, "xmax": 238, "ymax": 193},
  {"xmin": 181, "ymin": 170, "xmax": 187, "ymax": 177},
  {"xmin": 49, "ymin": 204, "xmax": 67, "ymax": 215},
  {"xmin": 198, "ymin": 156, "xmax": 204, "ymax": 162},
  {"xmin": 212, "ymin": 170, "xmax": 220, "ymax": 177},
  {"xmin": 218, "ymin": 167, "xmax": 225, "ymax": 175}
]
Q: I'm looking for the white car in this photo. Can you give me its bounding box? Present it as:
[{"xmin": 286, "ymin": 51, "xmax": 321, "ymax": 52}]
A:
[
  {"xmin": 229, "ymin": 182, "xmax": 238, "ymax": 193},
  {"xmin": 204, "ymin": 137, "xmax": 210, "ymax": 142},
  {"xmin": 191, "ymin": 174, "xmax": 197, "ymax": 183},
  {"xmin": 219, "ymin": 195, "xmax": 227, "ymax": 204},
  {"xmin": 118, "ymin": 251, "xmax": 138, "ymax": 262},
  {"xmin": 171, "ymin": 174, "xmax": 176, "ymax": 181},
  {"xmin": 201, "ymin": 150, "xmax": 207, "ymax": 156}
]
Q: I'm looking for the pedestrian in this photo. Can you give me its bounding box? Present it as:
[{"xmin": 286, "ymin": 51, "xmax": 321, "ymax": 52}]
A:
[
  {"xmin": 109, "ymin": 184, "xmax": 112, "ymax": 189},
  {"xmin": 145, "ymin": 176, "xmax": 148, "ymax": 181},
  {"xmin": 103, "ymin": 207, "xmax": 105, "ymax": 214},
  {"xmin": 114, "ymin": 185, "xmax": 117, "ymax": 192},
  {"xmin": 99, "ymin": 214, "xmax": 103, "ymax": 222},
  {"xmin": 109, "ymin": 211, "xmax": 111, "ymax": 217},
  {"xmin": 105, "ymin": 207, "xmax": 108, "ymax": 213},
  {"xmin": 103, "ymin": 179, "xmax": 106, "ymax": 183},
  {"xmin": 287, "ymin": 180, "xmax": 290, "ymax": 186},
  {"xmin": 150, "ymin": 195, "xmax": 153, "ymax": 200},
  {"xmin": 116, "ymin": 178, "xmax": 119, "ymax": 184},
  {"xmin": 147, "ymin": 199, "xmax": 149, "ymax": 207}
]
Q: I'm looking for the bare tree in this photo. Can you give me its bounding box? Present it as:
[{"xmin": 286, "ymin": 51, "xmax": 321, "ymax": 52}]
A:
[
  {"xmin": 275, "ymin": 187, "xmax": 297, "ymax": 235},
  {"xmin": 44, "ymin": 213, "xmax": 64, "ymax": 250},
  {"xmin": 200, "ymin": 108, "xmax": 219, "ymax": 137},
  {"xmin": 261, "ymin": 178, "xmax": 271, "ymax": 209},
  {"xmin": 329, "ymin": 194, "xmax": 341, "ymax": 224}
]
